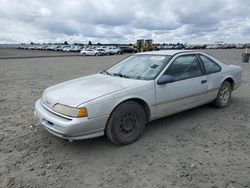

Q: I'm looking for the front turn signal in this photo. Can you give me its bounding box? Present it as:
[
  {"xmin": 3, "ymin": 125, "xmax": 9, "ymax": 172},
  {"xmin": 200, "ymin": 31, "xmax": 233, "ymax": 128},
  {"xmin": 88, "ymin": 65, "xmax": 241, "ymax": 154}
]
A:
[{"xmin": 77, "ymin": 107, "xmax": 88, "ymax": 117}]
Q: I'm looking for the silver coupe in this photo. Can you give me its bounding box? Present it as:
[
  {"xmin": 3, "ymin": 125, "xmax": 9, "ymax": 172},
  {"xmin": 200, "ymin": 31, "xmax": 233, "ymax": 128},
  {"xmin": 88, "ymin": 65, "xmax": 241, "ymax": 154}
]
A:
[{"xmin": 35, "ymin": 50, "xmax": 242, "ymax": 145}]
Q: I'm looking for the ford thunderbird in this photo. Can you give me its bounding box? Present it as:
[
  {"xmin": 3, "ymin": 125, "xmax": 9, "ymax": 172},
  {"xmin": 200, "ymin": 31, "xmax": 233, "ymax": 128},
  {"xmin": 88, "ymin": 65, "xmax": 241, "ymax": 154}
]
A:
[{"xmin": 35, "ymin": 50, "xmax": 242, "ymax": 145}]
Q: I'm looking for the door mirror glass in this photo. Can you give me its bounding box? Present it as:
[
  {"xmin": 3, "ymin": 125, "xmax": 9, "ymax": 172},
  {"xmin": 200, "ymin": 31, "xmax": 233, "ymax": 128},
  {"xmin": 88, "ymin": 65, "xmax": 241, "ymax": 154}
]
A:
[{"xmin": 157, "ymin": 75, "xmax": 175, "ymax": 85}]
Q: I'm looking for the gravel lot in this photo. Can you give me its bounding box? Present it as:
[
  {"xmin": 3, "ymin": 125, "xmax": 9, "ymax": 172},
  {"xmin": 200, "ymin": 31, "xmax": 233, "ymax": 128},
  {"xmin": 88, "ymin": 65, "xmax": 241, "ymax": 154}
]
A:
[
  {"xmin": 0, "ymin": 48, "xmax": 79, "ymax": 59},
  {"xmin": 0, "ymin": 49, "xmax": 249, "ymax": 188}
]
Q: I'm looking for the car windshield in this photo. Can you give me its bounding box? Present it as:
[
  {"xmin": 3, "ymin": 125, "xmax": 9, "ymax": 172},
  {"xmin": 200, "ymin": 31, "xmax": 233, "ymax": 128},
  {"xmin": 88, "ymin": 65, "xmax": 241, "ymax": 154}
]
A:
[{"xmin": 102, "ymin": 55, "xmax": 171, "ymax": 80}]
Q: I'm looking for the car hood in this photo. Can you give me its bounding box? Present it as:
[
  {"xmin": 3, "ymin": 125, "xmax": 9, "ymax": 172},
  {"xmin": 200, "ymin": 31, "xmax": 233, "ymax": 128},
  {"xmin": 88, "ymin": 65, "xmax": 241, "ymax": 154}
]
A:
[{"xmin": 42, "ymin": 73, "xmax": 144, "ymax": 108}]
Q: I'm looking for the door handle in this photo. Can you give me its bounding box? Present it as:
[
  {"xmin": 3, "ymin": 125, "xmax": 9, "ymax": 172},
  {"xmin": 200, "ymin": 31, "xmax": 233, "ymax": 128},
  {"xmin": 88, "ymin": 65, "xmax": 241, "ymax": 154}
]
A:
[{"xmin": 201, "ymin": 80, "xmax": 207, "ymax": 84}]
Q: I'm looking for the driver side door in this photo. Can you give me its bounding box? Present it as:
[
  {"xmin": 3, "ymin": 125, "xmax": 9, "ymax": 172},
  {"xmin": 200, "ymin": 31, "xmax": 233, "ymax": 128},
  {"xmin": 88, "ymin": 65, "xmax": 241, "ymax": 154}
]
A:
[{"xmin": 155, "ymin": 54, "xmax": 208, "ymax": 118}]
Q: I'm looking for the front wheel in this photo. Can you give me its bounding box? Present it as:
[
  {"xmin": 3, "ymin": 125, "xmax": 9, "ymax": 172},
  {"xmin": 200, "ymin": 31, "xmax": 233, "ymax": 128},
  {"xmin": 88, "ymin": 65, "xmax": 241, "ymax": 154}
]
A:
[
  {"xmin": 213, "ymin": 81, "xmax": 232, "ymax": 108},
  {"xmin": 105, "ymin": 101, "xmax": 146, "ymax": 145}
]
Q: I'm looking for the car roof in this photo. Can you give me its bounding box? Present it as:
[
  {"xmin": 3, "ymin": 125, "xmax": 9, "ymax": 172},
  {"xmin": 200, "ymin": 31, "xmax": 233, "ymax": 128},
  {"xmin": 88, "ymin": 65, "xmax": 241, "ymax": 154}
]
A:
[{"xmin": 137, "ymin": 50, "xmax": 197, "ymax": 56}]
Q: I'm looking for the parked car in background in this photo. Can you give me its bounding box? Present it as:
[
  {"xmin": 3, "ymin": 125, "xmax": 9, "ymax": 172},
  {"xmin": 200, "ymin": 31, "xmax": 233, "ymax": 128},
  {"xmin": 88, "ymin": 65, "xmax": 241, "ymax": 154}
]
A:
[
  {"xmin": 105, "ymin": 46, "xmax": 122, "ymax": 55},
  {"xmin": 235, "ymin": 44, "xmax": 244, "ymax": 49},
  {"xmin": 223, "ymin": 44, "xmax": 235, "ymax": 49},
  {"xmin": 54, "ymin": 45, "xmax": 64, "ymax": 51},
  {"xmin": 164, "ymin": 45, "xmax": 175, "ymax": 49},
  {"xmin": 206, "ymin": 44, "xmax": 214, "ymax": 49},
  {"xmin": 173, "ymin": 44, "xmax": 185, "ymax": 49},
  {"xmin": 119, "ymin": 46, "xmax": 138, "ymax": 53},
  {"xmin": 186, "ymin": 44, "xmax": 206, "ymax": 49},
  {"xmin": 80, "ymin": 49, "xmax": 101, "ymax": 56},
  {"xmin": 74, "ymin": 46, "xmax": 84, "ymax": 52},
  {"xmin": 35, "ymin": 50, "xmax": 242, "ymax": 145},
  {"xmin": 96, "ymin": 48, "xmax": 108, "ymax": 55},
  {"xmin": 244, "ymin": 43, "xmax": 250, "ymax": 48},
  {"xmin": 62, "ymin": 46, "xmax": 73, "ymax": 52}
]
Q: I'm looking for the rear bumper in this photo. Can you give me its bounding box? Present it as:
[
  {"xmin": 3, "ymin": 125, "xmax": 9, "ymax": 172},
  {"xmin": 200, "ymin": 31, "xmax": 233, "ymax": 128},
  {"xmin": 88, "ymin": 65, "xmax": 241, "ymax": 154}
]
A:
[{"xmin": 34, "ymin": 99, "xmax": 108, "ymax": 140}]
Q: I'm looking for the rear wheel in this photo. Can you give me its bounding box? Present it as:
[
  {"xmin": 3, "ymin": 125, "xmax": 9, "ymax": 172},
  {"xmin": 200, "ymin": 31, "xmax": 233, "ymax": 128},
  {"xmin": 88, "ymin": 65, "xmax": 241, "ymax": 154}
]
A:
[
  {"xmin": 213, "ymin": 81, "xmax": 232, "ymax": 108},
  {"xmin": 105, "ymin": 101, "xmax": 146, "ymax": 145},
  {"xmin": 82, "ymin": 53, "xmax": 86, "ymax": 56}
]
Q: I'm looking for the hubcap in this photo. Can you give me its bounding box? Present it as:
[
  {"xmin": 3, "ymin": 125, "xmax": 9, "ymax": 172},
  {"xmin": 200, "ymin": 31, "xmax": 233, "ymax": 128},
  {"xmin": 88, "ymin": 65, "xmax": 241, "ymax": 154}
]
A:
[
  {"xmin": 119, "ymin": 112, "xmax": 137, "ymax": 137},
  {"xmin": 219, "ymin": 86, "xmax": 230, "ymax": 104}
]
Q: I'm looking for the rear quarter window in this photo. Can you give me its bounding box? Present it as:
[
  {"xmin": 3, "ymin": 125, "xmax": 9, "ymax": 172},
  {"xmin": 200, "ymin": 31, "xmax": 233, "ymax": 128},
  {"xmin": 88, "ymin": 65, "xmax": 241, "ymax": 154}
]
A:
[{"xmin": 199, "ymin": 55, "xmax": 221, "ymax": 74}]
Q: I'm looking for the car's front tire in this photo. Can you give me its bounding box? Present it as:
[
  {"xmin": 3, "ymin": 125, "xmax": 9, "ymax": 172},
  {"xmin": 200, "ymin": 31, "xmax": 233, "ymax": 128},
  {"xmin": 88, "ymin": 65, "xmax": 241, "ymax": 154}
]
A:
[
  {"xmin": 105, "ymin": 101, "xmax": 146, "ymax": 145},
  {"xmin": 213, "ymin": 81, "xmax": 232, "ymax": 108}
]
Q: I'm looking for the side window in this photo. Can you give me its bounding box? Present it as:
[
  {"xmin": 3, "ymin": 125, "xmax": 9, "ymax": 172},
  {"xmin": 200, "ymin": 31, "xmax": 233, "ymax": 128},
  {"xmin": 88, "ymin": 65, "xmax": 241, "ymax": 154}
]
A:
[
  {"xmin": 199, "ymin": 55, "xmax": 221, "ymax": 74},
  {"xmin": 164, "ymin": 55, "xmax": 202, "ymax": 81}
]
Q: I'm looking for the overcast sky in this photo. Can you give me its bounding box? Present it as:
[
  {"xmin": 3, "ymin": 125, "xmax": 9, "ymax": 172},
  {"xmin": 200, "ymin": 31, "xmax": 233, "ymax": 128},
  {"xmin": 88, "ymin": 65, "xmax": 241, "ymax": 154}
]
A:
[{"xmin": 0, "ymin": 0, "xmax": 250, "ymax": 44}]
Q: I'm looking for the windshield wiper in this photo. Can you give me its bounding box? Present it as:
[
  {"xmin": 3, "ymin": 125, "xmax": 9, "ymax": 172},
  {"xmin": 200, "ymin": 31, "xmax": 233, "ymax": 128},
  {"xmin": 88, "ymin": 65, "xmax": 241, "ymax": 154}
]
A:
[
  {"xmin": 101, "ymin": 71, "xmax": 131, "ymax": 78},
  {"xmin": 100, "ymin": 70, "xmax": 112, "ymax": 75},
  {"xmin": 112, "ymin": 73, "xmax": 131, "ymax": 78}
]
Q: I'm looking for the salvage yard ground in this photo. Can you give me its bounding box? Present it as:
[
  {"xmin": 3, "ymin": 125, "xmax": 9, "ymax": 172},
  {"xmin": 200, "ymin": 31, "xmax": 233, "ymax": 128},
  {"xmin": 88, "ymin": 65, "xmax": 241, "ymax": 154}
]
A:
[{"xmin": 0, "ymin": 49, "xmax": 249, "ymax": 187}]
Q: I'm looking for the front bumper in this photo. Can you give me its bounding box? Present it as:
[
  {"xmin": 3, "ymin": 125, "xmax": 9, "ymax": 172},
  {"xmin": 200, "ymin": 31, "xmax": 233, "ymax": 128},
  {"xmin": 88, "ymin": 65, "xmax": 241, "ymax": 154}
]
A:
[{"xmin": 34, "ymin": 99, "xmax": 109, "ymax": 140}]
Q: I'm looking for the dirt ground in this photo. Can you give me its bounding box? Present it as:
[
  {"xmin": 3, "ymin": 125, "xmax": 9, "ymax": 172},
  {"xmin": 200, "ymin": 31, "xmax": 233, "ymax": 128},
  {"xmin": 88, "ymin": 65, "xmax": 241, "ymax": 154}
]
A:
[
  {"xmin": 0, "ymin": 49, "xmax": 249, "ymax": 188},
  {"xmin": 0, "ymin": 48, "xmax": 79, "ymax": 59}
]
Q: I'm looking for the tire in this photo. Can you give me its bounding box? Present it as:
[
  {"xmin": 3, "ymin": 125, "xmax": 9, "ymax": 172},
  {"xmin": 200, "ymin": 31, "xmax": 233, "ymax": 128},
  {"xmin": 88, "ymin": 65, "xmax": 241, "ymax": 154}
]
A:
[
  {"xmin": 82, "ymin": 53, "xmax": 86, "ymax": 56},
  {"xmin": 213, "ymin": 81, "xmax": 232, "ymax": 108},
  {"xmin": 105, "ymin": 101, "xmax": 146, "ymax": 145},
  {"xmin": 95, "ymin": 53, "xmax": 99, "ymax": 56}
]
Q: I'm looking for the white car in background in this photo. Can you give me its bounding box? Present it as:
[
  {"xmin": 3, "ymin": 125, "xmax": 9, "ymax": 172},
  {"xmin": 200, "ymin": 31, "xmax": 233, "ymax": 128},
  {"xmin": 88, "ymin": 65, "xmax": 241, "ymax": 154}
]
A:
[
  {"xmin": 80, "ymin": 49, "xmax": 101, "ymax": 56},
  {"xmin": 105, "ymin": 46, "xmax": 122, "ymax": 55},
  {"xmin": 95, "ymin": 48, "xmax": 108, "ymax": 56},
  {"xmin": 62, "ymin": 46, "xmax": 71, "ymax": 51}
]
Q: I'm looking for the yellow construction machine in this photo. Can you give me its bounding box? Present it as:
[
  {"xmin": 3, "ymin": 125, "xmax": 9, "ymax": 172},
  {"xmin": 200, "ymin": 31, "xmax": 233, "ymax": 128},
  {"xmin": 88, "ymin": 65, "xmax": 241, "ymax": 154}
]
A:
[{"xmin": 134, "ymin": 39, "xmax": 157, "ymax": 52}]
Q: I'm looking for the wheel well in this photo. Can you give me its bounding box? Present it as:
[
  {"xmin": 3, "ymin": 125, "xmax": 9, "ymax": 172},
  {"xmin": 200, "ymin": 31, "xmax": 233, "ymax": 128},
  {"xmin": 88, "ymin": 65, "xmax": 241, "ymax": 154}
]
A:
[
  {"xmin": 224, "ymin": 77, "xmax": 235, "ymax": 89},
  {"xmin": 116, "ymin": 98, "xmax": 151, "ymax": 121}
]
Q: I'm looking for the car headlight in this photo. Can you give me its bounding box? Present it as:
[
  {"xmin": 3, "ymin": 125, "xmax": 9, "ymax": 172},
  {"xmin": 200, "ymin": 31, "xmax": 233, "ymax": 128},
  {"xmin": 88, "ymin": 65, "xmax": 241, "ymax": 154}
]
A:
[{"xmin": 53, "ymin": 104, "xmax": 88, "ymax": 118}]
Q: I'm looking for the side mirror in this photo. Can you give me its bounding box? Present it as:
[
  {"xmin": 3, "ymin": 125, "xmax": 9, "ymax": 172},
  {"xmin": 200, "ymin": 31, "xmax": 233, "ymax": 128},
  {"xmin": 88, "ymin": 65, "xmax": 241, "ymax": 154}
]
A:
[{"xmin": 157, "ymin": 75, "xmax": 175, "ymax": 85}]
